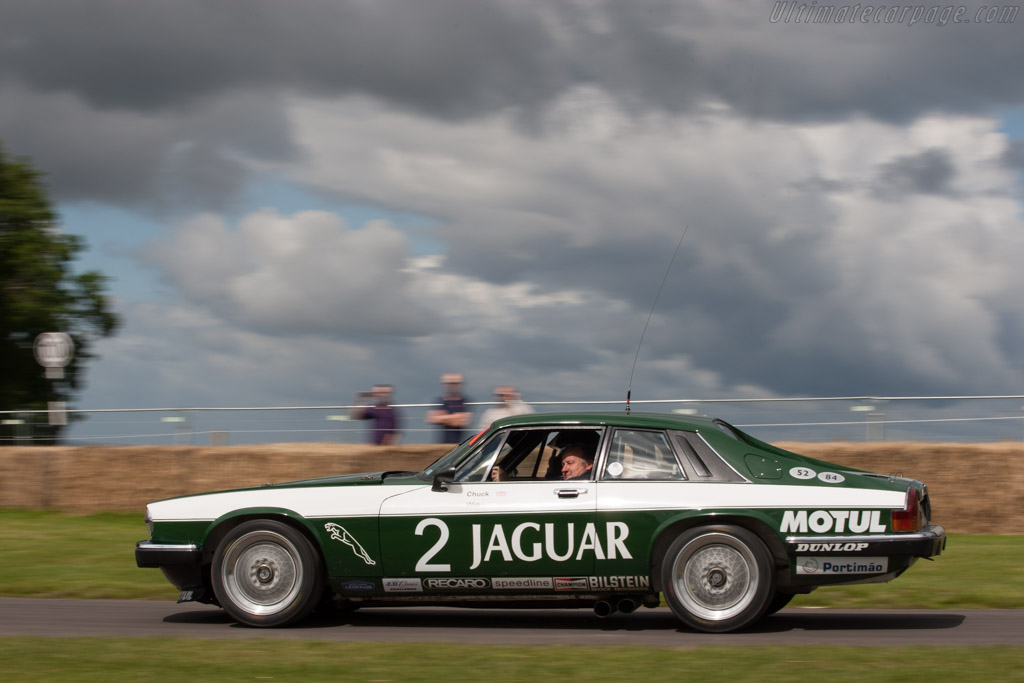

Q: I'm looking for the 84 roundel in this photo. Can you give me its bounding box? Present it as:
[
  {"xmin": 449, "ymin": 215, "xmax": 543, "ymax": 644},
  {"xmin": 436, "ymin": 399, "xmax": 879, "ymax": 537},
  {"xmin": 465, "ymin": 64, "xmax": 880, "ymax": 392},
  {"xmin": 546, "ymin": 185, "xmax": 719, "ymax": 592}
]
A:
[{"xmin": 136, "ymin": 411, "xmax": 945, "ymax": 633}]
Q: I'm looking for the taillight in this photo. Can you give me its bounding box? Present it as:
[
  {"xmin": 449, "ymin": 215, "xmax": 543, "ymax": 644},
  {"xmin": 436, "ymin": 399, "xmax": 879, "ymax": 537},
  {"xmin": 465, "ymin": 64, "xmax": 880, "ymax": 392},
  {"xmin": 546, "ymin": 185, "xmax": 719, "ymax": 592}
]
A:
[{"xmin": 892, "ymin": 489, "xmax": 922, "ymax": 532}]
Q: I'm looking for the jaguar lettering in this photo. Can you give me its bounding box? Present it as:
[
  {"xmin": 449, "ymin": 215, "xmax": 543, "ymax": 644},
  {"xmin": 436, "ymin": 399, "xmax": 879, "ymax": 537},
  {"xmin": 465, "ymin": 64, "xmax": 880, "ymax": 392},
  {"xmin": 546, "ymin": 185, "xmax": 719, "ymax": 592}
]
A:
[
  {"xmin": 780, "ymin": 510, "xmax": 887, "ymax": 534},
  {"xmin": 469, "ymin": 521, "xmax": 631, "ymax": 570}
]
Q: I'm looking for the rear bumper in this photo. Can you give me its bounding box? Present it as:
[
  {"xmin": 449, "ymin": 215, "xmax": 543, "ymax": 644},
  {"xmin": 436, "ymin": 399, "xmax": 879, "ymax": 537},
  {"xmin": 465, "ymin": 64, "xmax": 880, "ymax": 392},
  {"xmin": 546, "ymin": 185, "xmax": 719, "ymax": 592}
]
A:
[{"xmin": 785, "ymin": 524, "xmax": 946, "ymax": 558}]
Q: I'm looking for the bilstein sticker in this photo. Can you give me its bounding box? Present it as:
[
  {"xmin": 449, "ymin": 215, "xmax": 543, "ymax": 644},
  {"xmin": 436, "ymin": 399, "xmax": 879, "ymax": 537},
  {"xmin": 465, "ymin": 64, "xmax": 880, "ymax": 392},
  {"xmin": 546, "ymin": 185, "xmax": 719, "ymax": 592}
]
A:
[
  {"xmin": 588, "ymin": 576, "xmax": 651, "ymax": 590},
  {"xmin": 780, "ymin": 510, "xmax": 886, "ymax": 534},
  {"xmin": 796, "ymin": 557, "xmax": 888, "ymax": 575}
]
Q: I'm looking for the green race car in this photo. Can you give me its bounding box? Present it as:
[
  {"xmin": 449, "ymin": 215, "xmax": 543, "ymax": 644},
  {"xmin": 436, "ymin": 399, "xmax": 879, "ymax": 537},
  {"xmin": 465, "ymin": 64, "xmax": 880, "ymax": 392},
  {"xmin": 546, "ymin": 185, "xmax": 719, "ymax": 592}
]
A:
[{"xmin": 136, "ymin": 411, "xmax": 945, "ymax": 633}]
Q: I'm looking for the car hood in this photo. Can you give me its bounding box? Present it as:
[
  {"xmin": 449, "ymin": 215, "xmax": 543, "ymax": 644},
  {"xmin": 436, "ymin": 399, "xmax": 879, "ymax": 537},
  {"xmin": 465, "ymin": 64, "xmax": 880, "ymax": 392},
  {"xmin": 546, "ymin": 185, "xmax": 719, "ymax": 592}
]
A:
[{"xmin": 146, "ymin": 470, "xmax": 427, "ymax": 523}]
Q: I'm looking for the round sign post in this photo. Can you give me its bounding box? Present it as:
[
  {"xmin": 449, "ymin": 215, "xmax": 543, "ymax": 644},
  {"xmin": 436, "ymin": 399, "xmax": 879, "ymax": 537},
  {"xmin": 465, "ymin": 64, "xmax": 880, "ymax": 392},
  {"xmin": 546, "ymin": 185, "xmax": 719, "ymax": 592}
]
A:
[
  {"xmin": 34, "ymin": 332, "xmax": 74, "ymax": 379},
  {"xmin": 34, "ymin": 332, "xmax": 75, "ymax": 427}
]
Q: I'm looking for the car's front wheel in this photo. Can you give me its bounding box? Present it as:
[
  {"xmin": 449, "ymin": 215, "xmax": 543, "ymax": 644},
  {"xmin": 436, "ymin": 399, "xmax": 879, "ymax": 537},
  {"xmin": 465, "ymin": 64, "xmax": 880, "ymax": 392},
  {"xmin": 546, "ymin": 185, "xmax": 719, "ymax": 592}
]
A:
[
  {"xmin": 661, "ymin": 525, "xmax": 774, "ymax": 633},
  {"xmin": 211, "ymin": 520, "xmax": 324, "ymax": 627}
]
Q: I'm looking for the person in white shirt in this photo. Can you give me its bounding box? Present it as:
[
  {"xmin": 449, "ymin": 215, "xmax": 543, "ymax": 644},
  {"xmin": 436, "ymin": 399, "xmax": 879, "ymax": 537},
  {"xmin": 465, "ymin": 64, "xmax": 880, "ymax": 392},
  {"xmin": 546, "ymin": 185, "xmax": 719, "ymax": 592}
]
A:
[{"xmin": 477, "ymin": 385, "xmax": 534, "ymax": 430}]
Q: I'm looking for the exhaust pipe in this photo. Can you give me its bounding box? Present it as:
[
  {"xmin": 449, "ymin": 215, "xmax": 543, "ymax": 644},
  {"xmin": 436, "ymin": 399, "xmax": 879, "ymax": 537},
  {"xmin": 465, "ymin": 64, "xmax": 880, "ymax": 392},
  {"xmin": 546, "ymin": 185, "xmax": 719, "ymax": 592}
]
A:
[
  {"xmin": 616, "ymin": 598, "xmax": 638, "ymax": 614},
  {"xmin": 593, "ymin": 600, "xmax": 616, "ymax": 618}
]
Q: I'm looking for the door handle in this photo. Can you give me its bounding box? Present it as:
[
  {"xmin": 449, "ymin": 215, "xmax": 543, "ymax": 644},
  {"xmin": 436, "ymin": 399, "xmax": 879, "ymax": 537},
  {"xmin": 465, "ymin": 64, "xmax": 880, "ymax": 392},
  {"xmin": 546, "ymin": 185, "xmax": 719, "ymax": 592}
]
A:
[{"xmin": 555, "ymin": 488, "xmax": 587, "ymax": 499}]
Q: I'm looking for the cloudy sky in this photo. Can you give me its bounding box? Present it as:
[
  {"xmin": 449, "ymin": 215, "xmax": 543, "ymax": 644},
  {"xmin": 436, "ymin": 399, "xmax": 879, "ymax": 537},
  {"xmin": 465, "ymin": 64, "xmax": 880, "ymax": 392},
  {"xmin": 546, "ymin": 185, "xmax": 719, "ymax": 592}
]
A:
[{"xmin": 3, "ymin": 1, "xmax": 1024, "ymax": 442}]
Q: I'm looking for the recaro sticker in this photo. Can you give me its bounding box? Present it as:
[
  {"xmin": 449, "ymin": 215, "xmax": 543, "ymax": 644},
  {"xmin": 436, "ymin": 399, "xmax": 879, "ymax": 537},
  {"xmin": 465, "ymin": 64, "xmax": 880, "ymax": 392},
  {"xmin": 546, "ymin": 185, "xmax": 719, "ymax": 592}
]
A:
[{"xmin": 424, "ymin": 577, "xmax": 491, "ymax": 590}]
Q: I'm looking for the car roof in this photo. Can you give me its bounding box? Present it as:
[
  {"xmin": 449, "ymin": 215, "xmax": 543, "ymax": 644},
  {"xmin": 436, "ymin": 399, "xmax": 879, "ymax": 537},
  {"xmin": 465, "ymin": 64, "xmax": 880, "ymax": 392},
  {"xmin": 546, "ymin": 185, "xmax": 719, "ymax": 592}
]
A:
[{"xmin": 489, "ymin": 410, "xmax": 721, "ymax": 432}]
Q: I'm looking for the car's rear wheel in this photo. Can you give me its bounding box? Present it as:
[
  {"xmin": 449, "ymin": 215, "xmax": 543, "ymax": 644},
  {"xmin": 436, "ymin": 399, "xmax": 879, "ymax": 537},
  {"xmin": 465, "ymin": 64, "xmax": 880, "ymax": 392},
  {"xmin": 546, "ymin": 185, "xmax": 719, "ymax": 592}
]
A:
[
  {"xmin": 661, "ymin": 525, "xmax": 774, "ymax": 633},
  {"xmin": 212, "ymin": 520, "xmax": 323, "ymax": 627}
]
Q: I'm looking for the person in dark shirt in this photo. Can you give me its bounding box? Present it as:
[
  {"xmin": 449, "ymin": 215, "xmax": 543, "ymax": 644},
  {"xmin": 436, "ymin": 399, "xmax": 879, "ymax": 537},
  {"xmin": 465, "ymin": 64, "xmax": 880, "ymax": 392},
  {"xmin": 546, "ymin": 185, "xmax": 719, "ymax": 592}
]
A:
[
  {"xmin": 425, "ymin": 373, "xmax": 472, "ymax": 444},
  {"xmin": 350, "ymin": 384, "xmax": 400, "ymax": 445}
]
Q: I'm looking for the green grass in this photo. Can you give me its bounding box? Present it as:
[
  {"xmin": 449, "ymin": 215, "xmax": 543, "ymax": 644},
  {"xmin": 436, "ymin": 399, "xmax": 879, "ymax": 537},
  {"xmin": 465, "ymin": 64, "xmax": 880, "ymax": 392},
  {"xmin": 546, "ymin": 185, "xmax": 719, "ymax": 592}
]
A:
[
  {"xmin": 792, "ymin": 535, "xmax": 1022, "ymax": 609},
  {"xmin": 0, "ymin": 510, "xmax": 166, "ymax": 599},
  {"xmin": 0, "ymin": 510, "xmax": 1021, "ymax": 609},
  {"xmin": 1, "ymin": 640, "xmax": 1023, "ymax": 682}
]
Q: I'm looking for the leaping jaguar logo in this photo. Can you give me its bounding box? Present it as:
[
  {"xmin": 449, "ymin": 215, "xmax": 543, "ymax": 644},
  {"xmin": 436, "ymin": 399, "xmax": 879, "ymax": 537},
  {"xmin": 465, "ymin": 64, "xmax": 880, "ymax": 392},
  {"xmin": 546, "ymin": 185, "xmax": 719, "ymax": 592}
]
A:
[{"xmin": 324, "ymin": 523, "xmax": 377, "ymax": 566}]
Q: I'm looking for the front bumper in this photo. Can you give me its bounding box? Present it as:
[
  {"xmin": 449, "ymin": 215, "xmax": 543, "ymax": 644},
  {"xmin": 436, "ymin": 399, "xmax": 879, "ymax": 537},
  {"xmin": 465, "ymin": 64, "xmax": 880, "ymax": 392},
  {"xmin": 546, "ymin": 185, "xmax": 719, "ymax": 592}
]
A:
[
  {"xmin": 785, "ymin": 523, "xmax": 946, "ymax": 558},
  {"xmin": 136, "ymin": 540, "xmax": 207, "ymax": 598},
  {"xmin": 135, "ymin": 540, "xmax": 202, "ymax": 568}
]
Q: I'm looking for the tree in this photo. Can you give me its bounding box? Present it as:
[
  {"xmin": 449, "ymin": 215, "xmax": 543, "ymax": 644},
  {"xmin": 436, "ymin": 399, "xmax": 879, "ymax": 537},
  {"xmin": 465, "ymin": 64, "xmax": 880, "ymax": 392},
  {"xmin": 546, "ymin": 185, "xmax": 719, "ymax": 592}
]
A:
[{"xmin": 0, "ymin": 142, "xmax": 120, "ymax": 443}]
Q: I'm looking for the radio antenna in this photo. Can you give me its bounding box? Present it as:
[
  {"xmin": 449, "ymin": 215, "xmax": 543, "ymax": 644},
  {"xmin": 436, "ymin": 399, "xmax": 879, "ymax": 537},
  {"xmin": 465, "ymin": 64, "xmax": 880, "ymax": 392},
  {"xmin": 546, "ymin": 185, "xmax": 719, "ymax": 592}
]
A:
[{"xmin": 626, "ymin": 225, "xmax": 689, "ymax": 414}]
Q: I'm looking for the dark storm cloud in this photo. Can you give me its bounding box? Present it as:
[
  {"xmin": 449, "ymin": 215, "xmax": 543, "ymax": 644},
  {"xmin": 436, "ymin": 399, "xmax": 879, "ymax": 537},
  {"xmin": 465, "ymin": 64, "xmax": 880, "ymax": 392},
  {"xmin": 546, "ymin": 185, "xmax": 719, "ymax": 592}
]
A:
[
  {"xmin": 3, "ymin": 0, "xmax": 1023, "ymax": 212},
  {"xmin": 873, "ymin": 148, "xmax": 956, "ymax": 198},
  {"xmin": 3, "ymin": 1, "xmax": 1022, "ymax": 124},
  {"xmin": 0, "ymin": 84, "xmax": 287, "ymax": 212}
]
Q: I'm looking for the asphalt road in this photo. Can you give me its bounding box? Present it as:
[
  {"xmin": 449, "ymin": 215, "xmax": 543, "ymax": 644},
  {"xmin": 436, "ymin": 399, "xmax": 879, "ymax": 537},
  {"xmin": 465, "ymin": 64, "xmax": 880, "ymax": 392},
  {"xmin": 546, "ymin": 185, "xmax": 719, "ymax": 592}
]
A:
[{"xmin": 1, "ymin": 598, "xmax": 1023, "ymax": 647}]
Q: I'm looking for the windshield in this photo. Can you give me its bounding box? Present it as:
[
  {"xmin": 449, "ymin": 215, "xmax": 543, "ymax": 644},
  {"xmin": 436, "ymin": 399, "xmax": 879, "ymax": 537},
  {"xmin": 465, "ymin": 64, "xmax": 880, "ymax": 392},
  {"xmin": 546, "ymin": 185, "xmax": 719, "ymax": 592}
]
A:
[{"xmin": 419, "ymin": 430, "xmax": 486, "ymax": 479}]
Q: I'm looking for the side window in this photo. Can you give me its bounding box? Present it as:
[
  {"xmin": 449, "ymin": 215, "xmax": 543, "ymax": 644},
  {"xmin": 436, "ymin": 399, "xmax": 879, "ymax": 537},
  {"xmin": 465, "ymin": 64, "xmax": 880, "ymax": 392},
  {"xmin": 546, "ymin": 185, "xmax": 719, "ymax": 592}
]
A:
[
  {"xmin": 673, "ymin": 431, "xmax": 747, "ymax": 482},
  {"xmin": 603, "ymin": 430, "xmax": 684, "ymax": 481},
  {"xmin": 461, "ymin": 428, "xmax": 604, "ymax": 483}
]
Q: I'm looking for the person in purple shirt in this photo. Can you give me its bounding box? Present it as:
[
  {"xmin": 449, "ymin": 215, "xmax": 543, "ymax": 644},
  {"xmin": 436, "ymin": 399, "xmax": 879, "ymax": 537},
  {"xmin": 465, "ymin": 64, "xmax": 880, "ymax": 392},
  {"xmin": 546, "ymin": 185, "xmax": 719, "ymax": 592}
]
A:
[{"xmin": 350, "ymin": 384, "xmax": 401, "ymax": 445}]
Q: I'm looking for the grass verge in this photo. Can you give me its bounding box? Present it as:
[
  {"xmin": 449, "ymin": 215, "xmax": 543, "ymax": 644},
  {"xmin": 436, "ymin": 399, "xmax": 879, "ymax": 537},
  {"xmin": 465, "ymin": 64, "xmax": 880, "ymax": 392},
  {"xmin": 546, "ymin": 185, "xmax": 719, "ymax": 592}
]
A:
[{"xmin": 2, "ymin": 640, "xmax": 1024, "ymax": 682}]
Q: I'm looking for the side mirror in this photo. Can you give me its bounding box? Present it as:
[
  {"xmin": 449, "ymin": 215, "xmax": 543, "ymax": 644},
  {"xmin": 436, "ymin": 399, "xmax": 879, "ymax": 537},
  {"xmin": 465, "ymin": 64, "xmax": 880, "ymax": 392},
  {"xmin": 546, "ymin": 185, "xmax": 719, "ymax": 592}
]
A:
[{"xmin": 432, "ymin": 467, "xmax": 457, "ymax": 492}]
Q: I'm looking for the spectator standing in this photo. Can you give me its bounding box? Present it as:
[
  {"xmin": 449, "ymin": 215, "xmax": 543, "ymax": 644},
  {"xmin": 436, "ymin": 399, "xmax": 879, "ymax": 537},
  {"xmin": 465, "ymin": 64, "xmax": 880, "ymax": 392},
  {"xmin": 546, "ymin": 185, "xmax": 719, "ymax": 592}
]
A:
[
  {"xmin": 476, "ymin": 386, "xmax": 535, "ymax": 430},
  {"xmin": 350, "ymin": 384, "xmax": 401, "ymax": 445},
  {"xmin": 425, "ymin": 373, "xmax": 472, "ymax": 444}
]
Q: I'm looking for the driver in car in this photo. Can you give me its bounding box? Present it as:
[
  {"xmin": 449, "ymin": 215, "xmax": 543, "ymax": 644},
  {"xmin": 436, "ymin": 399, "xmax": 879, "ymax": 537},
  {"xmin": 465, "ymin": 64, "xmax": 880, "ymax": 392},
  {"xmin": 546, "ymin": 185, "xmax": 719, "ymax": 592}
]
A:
[{"xmin": 491, "ymin": 443, "xmax": 594, "ymax": 481}]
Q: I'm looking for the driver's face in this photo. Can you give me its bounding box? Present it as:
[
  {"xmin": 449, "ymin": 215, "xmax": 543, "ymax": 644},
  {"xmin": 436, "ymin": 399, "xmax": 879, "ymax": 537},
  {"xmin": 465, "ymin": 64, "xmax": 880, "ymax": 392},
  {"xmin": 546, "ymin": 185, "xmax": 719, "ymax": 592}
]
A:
[{"xmin": 560, "ymin": 448, "xmax": 593, "ymax": 479}]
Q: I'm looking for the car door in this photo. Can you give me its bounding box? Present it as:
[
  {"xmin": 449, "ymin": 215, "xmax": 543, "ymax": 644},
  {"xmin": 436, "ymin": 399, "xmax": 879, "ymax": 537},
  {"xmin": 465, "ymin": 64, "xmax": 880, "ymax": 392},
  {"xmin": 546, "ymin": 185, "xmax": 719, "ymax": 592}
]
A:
[
  {"xmin": 593, "ymin": 427, "xmax": 691, "ymax": 580},
  {"xmin": 377, "ymin": 427, "xmax": 603, "ymax": 593}
]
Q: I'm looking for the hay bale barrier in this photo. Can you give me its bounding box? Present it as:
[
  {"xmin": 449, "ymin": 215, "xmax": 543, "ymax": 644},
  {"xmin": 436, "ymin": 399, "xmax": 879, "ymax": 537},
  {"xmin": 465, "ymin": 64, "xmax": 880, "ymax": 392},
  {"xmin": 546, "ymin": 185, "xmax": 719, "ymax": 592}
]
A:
[{"xmin": 1, "ymin": 441, "xmax": 1020, "ymax": 533}]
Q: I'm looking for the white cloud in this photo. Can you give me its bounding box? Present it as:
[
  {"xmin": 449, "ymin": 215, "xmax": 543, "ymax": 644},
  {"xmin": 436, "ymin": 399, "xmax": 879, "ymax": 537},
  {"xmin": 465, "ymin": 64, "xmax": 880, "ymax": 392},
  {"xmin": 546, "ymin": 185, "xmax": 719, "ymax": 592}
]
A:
[{"xmin": 264, "ymin": 90, "xmax": 1024, "ymax": 397}]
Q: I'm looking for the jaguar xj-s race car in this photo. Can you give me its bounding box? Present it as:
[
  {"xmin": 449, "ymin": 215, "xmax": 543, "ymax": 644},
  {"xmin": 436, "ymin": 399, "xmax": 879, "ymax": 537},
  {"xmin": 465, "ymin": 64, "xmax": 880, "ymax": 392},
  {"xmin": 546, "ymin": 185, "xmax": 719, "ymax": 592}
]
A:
[{"xmin": 136, "ymin": 411, "xmax": 945, "ymax": 633}]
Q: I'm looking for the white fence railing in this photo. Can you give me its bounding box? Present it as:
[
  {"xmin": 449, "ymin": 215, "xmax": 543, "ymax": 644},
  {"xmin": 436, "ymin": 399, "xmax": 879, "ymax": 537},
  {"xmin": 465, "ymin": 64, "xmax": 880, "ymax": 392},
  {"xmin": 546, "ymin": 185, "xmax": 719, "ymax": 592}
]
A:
[{"xmin": 3, "ymin": 395, "xmax": 1024, "ymax": 446}]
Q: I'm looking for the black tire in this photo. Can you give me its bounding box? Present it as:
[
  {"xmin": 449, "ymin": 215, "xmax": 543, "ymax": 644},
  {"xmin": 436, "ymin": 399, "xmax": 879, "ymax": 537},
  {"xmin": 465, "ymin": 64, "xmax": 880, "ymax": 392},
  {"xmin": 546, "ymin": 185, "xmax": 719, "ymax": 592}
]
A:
[
  {"xmin": 764, "ymin": 591, "xmax": 795, "ymax": 616},
  {"xmin": 660, "ymin": 525, "xmax": 775, "ymax": 633},
  {"xmin": 211, "ymin": 520, "xmax": 324, "ymax": 627}
]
